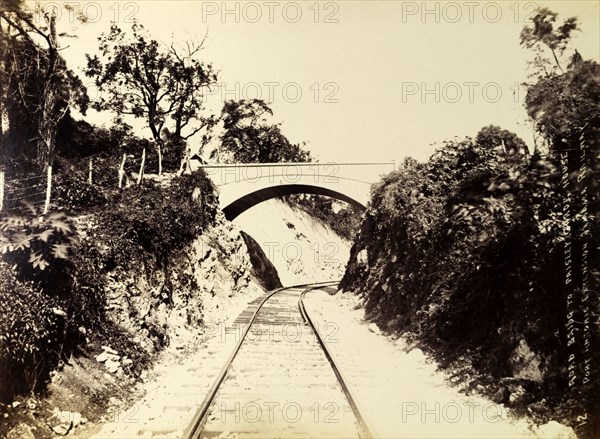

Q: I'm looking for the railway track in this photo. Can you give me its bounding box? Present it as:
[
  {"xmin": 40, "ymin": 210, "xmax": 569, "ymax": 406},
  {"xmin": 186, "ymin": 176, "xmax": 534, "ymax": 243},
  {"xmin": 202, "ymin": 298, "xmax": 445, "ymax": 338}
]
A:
[{"xmin": 184, "ymin": 282, "xmax": 372, "ymax": 439}]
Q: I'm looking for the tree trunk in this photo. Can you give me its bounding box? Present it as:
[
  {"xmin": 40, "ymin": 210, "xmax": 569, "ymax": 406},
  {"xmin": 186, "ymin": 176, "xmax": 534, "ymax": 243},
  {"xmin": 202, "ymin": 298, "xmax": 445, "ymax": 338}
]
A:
[
  {"xmin": 551, "ymin": 48, "xmax": 564, "ymax": 74},
  {"xmin": 36, "ymin": 13, "xmax": 60, "ymax": 171},
  {"xmin": 531, "ymin": 124, "xmax": 540, "ymax": 158}
]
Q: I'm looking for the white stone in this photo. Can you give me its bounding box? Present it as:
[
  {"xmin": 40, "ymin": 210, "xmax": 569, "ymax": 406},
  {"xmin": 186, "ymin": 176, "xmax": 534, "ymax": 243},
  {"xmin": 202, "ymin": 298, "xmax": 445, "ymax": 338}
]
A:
[
  {"xmin": 105, "ymin": 359, "xmax": 120, "ymax": 373},
  {"xmin": 52, "ymin": 424, "xmax": 70, "ymax": 436},
  {"xmin": 72, "ymin": 412, "xmax": 82, "ymax": 427},
  {"xmin": 101, "ymin": 345, "xmax": 118, "ymax": 355},
  {"xmin": 357, "ymin": 249, "xmax": 368, "ymax": 266},
  {"xmin": 367, "ymin": 323, "xmax": 381, "ymax": 334}
]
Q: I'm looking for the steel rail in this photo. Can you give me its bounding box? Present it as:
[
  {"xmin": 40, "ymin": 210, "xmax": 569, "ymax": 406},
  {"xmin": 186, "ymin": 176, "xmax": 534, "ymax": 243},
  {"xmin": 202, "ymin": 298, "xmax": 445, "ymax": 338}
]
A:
[
  {"xmin": 184, "ymin": 280, "xmax": 341, "ymax": 439},
  {"xmin": 299, "ymin": 287, "xmax": 374, "ymax": 439}
]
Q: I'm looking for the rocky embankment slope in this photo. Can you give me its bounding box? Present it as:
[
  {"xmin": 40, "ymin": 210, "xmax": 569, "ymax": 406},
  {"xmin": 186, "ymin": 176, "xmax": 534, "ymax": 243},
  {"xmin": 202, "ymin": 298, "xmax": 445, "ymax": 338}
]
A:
[
  {"xmin": 98, "ymin": 211, "xmax": 281, "ymax": 354},
  {"xmin": 3, "ymin": 210, "xmax": 281, "ymax": 438},
  {"xmin": 234, "ymin": 199, "xmax": 350, "ymax": 285}
]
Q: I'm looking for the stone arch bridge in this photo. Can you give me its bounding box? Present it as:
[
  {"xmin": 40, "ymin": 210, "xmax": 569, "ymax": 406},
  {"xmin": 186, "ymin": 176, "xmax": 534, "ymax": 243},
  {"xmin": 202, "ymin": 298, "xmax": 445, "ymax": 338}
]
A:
[{"xmin": 188, "ymin": 162, "xmax": 396, "ymax": 220}]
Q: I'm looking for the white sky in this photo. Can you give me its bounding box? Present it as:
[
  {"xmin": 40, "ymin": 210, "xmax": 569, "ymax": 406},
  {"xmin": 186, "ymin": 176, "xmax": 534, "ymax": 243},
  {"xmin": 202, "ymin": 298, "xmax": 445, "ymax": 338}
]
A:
[{"xmin": 36, "ymin": 1, "xmax": 600, "ymax": 163}]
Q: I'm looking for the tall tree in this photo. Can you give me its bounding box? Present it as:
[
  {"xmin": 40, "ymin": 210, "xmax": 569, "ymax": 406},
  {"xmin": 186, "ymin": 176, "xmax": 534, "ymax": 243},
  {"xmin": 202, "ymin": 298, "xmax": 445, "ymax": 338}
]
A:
[
  {"xmin": 520, "ymin": 7, "xmax": 579, "ymax": 77},
  {"xmin": 212, "ymin": 99, "xmax": 311, "ymax": 163},
  {"xmin": 85, "ymin": 23, "xmax": 217, "ymax": 175},
  {"xmin": 0, "ymin": 0, "xmax": 88, "ymax": 169},
  {"xmin": 521, "ymin": 9, "xmax": 598, "ymax": 164}
]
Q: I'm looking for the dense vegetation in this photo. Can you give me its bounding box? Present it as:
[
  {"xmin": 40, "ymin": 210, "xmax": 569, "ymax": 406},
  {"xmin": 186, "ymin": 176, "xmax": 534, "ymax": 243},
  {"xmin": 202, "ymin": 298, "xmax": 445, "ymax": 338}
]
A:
[
  {"xmin": 341, "ymin": 8, "xmax": 598, "ymax": 437},
  {"xmin": 0, "ymin": 171, "xmax": 219, "ymax": 401},
  {"xmin": 0, "ymin": 1, "xmax": 222, "ymax": 408}
]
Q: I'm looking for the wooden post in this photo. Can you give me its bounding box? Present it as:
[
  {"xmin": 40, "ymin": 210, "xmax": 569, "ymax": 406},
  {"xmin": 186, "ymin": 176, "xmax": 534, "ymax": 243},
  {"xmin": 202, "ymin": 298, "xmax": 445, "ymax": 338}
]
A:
[
  {"xmin": 179, "ymin": 147, "xmax": 190, "ymax": 176},
  {"xmin": 118, "ymin": 153, "xmax": 127, "ymax": 189},
  {"xmin": 157, "ymin": 144, "xmax": 162, "ymax": 176},
  {"xmin": 43, "ymin": 165, "xmax": 52, "ymax": 214},
  {"xmin": 137, "ymin": 148, "xmax": 146, "ymax": 185},
  {"xmin": 0, "ymin": 171, "xmax": 4, "ymax": 212},
  {"xmin": 88, "ymin": 158, "xmax": 93, "ymax": 184}
]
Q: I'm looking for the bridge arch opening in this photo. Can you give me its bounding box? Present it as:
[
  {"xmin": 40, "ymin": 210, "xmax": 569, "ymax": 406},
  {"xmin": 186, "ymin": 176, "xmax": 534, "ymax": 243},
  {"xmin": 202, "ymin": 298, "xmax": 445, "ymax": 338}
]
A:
[{"xmin": 222, "ymin": 184, "xmax": 366, "ymax": 220}]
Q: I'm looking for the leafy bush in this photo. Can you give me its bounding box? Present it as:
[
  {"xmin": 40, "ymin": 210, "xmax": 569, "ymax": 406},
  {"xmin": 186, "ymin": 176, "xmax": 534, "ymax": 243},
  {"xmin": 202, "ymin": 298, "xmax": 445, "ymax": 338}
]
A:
[
  {"xmin": 93, "ymin": 169, "xmax": 218, "ymax": 268},
  {"xmin": 0, "ymin": 262, "xmax": 65, "ymax": 402},
  {"xmin": 341, "ymin": 135, "xmax": 599, "ymax": 431},
  {"xmin": 212, "ymin": 99, "xmax": 311, "ymax": 163},
  {"xmin": 56, "ymin": 114, "xmax": 126, "ymax": 158},
  {"xmin": 53, "ymin": 170, "xmax": 108, "ymax": 211},
  {"xmin": 0, "ymin": 205, "xmax": 78, "ymax": 295}
]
